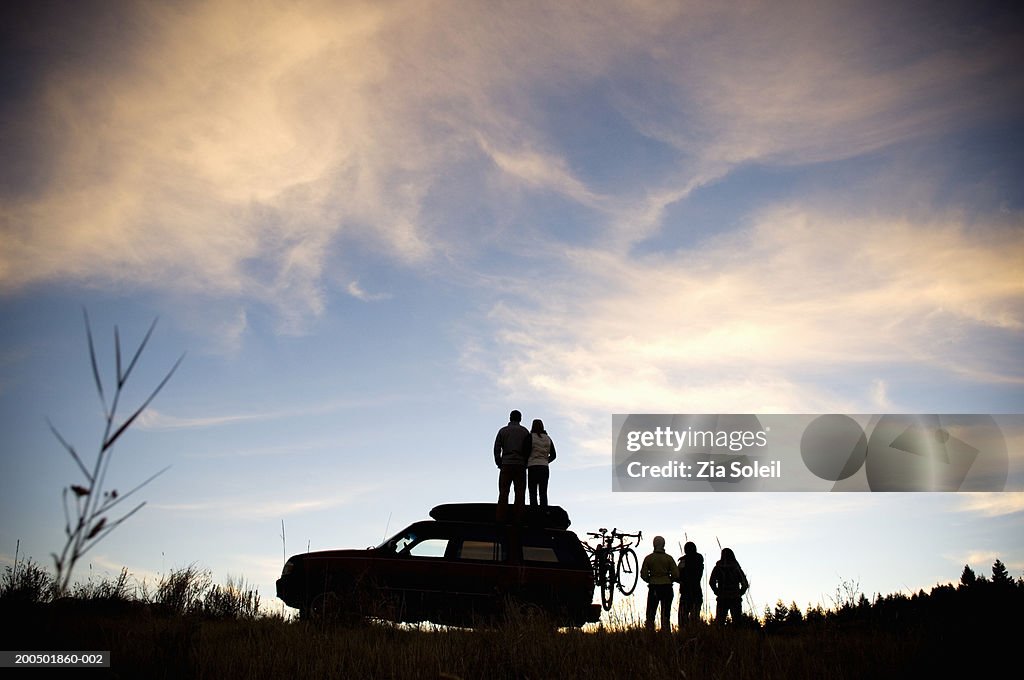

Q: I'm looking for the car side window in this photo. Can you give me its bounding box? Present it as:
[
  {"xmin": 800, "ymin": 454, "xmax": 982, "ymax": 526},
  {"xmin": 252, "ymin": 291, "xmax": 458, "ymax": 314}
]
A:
[
  {"xmin": 522, "ymin": 546, "xmax": 559, "ymax": 562},
  {"xmin": 407, "ymin": 538, "xmax": 449, "ymax": 558},
  {"xmin": 520, "ymin": 530, "xmax": 586, "ymax": 565},
  {"xmin": 459, "ymin": 540, "xmax": 505, "ymax": 561}
]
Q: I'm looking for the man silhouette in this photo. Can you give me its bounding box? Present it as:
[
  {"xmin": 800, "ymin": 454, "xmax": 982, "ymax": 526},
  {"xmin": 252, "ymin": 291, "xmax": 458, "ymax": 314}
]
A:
[
  {"xmin": 677, "ymin": 541, "xmax": 704, "ymax": 629},
  {"xmin": 494, "ymin": 410, "xmax": 532, "ymax": 522},
  {"xmin": 641, "ymin": 535, "xmax": 679, "ymax": 632}
]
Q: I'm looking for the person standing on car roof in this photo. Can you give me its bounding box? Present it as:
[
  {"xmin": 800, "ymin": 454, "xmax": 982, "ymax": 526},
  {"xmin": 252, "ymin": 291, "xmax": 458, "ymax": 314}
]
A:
[
  {"xmin": 527, "ymin": 418, "xmax": 557, "ymax": 508},
  {"xmin": 494, "ymin": 410, "xmax": 532, "ymax": 522}
]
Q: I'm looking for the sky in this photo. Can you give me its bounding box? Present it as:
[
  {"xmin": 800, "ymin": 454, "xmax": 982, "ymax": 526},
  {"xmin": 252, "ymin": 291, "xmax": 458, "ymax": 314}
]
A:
[{"xmin": 1, "ymin": 0, "xmax": 1023, "ymax": 620}]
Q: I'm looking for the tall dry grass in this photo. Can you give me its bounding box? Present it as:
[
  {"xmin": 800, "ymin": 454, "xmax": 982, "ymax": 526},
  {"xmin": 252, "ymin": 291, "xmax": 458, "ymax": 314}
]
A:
[
  {"xmin": 3, "ymin": 560, "xmax": 1019, "ymax": 678},
  {"xmin": 0, "ymin": 604, "xmax": 948, "ymax": 679}
]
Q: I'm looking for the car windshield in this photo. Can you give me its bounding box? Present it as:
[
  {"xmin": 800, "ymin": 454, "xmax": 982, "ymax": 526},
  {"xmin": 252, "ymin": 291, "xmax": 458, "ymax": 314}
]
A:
[{"xmin": 379, "ymin": 529, "xmax": 418, "ymax": 553}]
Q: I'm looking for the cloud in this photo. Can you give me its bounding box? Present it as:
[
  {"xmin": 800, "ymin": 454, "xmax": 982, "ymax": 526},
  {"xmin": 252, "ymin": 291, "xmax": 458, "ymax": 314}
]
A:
[
  {"xmin": 476, "ymin": 135, "xmax": 604, "ymax": 210},
  {"xmin": 346, "ymin": 280, "xmax": 392, "ymax": 302},
  {"xmin": 944, "ymin": 550, "xmax": 1022, "ymax": 575},
  {"xmin": 2, "ymin": 0, "xmax": 1021, "ymax": 332},
  {"xmin": 871, "ymin": 379, "xmax": 893, "ymax": 411},
  {"xmin": 1, "ymin": 0, "xmax": 445, "ymax": 317},
  {"xmin": 480, "ymin": 206, "xmax": 1024, "ymax": 424},
  {"xmin": 135, "ymin": 409, "xmax": 270, "ymax": 431},
  {"xmin": 137, "ymin": 392, "xmax": 415, "ymax": 431},
  {"xmin": 621, "ymin": 2, "xmax": 1024, "ymax": 164},
  {"xmin": 956, "ymin": 493, "xmax": 1024, "ymax": 517},
  {"xmin": 152, "ymin": 492, "xmax": 372, "ymax": 520}
]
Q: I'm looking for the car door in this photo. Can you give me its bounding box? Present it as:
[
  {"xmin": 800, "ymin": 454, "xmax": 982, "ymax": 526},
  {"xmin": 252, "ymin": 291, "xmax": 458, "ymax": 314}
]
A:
[
  {"xmin": 517, "ymin": 528, "xmax": 595, "ymax": 617},
  {"xmin": 371, "ymin": 522, "xmax": 453, "ymax": 615}
]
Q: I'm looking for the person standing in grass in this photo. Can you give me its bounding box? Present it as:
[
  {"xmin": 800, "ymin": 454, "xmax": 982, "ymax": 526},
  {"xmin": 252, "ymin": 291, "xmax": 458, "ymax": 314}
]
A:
[
  {"xmin": 677, "ymin": 541, "xmax": 704, "ymax": 629},
  {"xmin": 527, "ymin": 418, "xmax": 556, "ymax": 508},
  {"xmin": 709, "ymin": 547, "xmax": 749, "ymax": 625},
  {"xmin": 641, "ymin": 535, "xmax": 679, "ymax": 632},
  {"xmin": 494, "ymin": 409, "xmax": 532, "ymax": 523}
]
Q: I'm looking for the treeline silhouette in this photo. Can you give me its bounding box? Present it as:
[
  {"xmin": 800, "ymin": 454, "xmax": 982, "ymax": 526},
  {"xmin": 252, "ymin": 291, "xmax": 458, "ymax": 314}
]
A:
[{"xmin": 761, "ymin": 558, "xmax": 1022, "ymax": 632}]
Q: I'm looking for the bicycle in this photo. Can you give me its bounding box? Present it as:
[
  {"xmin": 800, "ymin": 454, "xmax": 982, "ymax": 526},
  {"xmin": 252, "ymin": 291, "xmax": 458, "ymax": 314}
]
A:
[{"xmin": 583, "ymin": 527, "xmax": 642, "ymax": 611}]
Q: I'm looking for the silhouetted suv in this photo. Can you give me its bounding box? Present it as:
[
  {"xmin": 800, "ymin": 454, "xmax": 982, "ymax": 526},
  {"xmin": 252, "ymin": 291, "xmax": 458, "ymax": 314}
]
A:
[{"xmin": 275, "ymin": 503, "xmax": 600, "ymax": 627}]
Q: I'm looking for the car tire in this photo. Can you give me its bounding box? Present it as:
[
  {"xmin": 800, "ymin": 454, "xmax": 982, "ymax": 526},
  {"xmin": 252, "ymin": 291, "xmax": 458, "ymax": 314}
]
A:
[
  {"xmin": 307, "ymin": 590, "xmax": 340, "ymax": 623},
  {"xmin": 307, "ymin": 590, "xmax": 366, "ymax": 626}
]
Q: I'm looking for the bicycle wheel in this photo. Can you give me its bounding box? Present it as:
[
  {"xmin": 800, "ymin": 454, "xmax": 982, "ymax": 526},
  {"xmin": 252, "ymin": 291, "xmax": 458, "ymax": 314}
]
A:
[
  {"xmin": 599, "ymin": 556, "xmax": 615, "ymax": 611},
  {"xmin": 616, "ymin": 548, "xmax": 639, "ymax": 595}
]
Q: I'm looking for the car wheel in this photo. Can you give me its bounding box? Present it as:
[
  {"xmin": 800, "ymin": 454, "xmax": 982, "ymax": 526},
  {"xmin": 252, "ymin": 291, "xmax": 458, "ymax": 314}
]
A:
[
  {"xmin": 517, "ymin": 601, "xmax": 546, "ymax": 621},
  {"xmin": 308, "ymin": 590, "xmax": 365, "ymax": 626},
  {"xmin": 307, "ymin": 591, "xmax": 341, "ymax": 623}
]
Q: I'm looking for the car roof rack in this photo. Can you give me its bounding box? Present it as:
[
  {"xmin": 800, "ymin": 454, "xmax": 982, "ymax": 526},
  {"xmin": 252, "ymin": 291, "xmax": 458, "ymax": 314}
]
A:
[{"xmin": 429, "ymin": 503, "xmax": 571, "ymax": 530}]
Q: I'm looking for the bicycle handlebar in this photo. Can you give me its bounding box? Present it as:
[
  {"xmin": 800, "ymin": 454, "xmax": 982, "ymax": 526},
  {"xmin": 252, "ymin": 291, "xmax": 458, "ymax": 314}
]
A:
[
  {"xmin": 584, "ymin": 528, "xmax": 643, "ymax": 546},
  {"xmin": 614, "ymin": 531, "xmax": 642, "ymax": 543}
]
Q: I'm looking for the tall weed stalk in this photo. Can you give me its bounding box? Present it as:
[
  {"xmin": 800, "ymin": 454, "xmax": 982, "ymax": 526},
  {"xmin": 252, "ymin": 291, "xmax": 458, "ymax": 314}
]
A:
[{"xmin": 48, "ymin": 310, "xmax": 184, "ymax": 594}]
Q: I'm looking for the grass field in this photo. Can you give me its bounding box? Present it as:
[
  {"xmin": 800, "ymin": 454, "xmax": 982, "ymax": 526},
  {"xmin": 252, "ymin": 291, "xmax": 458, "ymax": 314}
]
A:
[
  {"xmin": 2, "ymin": 559, "xmax": 1018, "ymax": 678},
  {"xmin": 0, "ymin": 603, "xmax": 959, "ymax": 679}
]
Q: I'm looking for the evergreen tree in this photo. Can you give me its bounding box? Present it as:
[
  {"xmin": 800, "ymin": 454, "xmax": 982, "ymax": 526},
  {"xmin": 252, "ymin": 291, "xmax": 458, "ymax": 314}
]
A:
[
  {"xmin": 960, "ymin": 564, "xmax": 977, "ymax": 588},
  {"xmin": 992, "ymin": 559, "xmax": 1011, "ymax": 587}
]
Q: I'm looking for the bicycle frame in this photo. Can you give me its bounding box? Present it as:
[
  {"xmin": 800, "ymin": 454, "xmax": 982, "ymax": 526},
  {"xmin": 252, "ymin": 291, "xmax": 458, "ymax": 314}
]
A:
[{"xmin": 583, "ymin": 528, "xmax": 643, "ymax": 611}]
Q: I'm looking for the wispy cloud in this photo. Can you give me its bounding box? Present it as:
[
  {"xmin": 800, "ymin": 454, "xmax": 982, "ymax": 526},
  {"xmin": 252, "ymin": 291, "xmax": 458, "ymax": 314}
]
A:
[
  {"xmin": 626, "ymin": 2, "xmax": 1024, "ymax": 165},
  {"xmin": 944, "ymin": 550, "xmax": 1023, "ymax": 575},
  {"xmin": 346, "ymin": 280, "xmax": 392, "ymax": 302},
  {"xmin": 870, "ymin": 380, "xmax": 894, "ymax": 411},
  {"xmin": 956, "ymin": 493, "xmax": 1024, "ymax": 517},
  {"xmin": 135, "ymin": 409, "xmax": 269, "ymax": 430},
  {"xmin": 480, "ymin": 205, "xmax": 1023, "ymax": 425},
  {"xmin": 5, "ymin": 1, "xmax": 1019, "ymax": 334},
  {"xmin": 476, "ymin": 135, "xmax": 604, "ymax": 210},
  {"xmin": 0, "ymin": 0, "xmax": 439, "ymax": 322},
  {"xmin": 152, "ymin": 491, "xmax": 374, "ymax": 521},
  {"xmin": 137, "ymin": 392, "xmax": 415, "ymax": 431}
]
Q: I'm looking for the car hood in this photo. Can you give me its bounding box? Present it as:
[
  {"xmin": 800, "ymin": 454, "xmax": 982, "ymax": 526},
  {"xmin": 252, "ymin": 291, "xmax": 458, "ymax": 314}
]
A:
[{"xmin": 289, "ymin": 547, "xmax": 381, "ymax": 562}]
